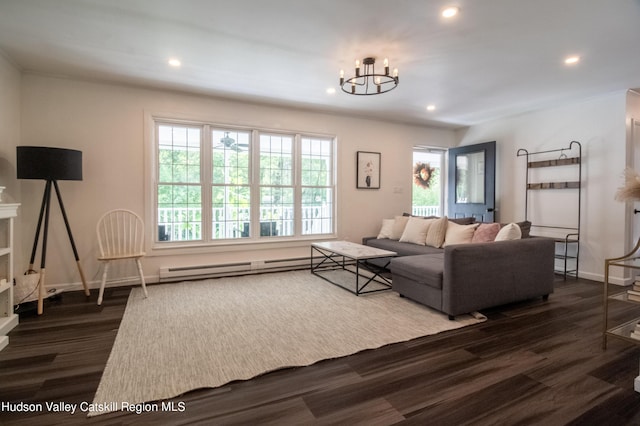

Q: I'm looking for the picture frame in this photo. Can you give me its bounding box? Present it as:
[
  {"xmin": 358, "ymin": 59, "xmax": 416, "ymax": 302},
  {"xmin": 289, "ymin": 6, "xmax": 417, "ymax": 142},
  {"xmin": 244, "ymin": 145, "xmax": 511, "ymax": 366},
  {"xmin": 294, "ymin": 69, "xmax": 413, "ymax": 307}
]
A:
[{"xmin": 356, "ymin": 151, "xmax": 381, "ymax": 189}]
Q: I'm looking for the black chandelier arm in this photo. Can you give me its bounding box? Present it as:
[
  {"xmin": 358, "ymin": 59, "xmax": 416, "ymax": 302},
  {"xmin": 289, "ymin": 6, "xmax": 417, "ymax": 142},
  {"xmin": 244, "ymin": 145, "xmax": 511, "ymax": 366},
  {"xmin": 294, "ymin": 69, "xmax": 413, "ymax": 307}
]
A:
[
  {"xmin": 340, "ymin": 76, "xmax": 399, "ymax": 95},
  {"xmin": 344, "ymin": 74, "xmax": 398, "ymax": 86}
]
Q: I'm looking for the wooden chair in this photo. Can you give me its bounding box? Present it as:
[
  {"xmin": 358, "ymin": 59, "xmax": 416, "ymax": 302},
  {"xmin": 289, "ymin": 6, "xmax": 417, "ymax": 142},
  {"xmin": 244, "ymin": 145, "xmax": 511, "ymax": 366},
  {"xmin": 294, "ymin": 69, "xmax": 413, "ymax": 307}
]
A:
[{"xmin": 96, "ymin": 209, "xmax": 148, "ymax": 305}]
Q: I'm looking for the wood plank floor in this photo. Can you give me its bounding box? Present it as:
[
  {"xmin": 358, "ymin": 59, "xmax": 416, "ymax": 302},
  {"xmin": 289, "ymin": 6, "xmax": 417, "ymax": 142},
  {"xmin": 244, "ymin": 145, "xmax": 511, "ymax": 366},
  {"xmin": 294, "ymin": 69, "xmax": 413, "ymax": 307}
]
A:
[{"xmin": 1, "ymin": 275, "xmax": 640, "ymax": 425}]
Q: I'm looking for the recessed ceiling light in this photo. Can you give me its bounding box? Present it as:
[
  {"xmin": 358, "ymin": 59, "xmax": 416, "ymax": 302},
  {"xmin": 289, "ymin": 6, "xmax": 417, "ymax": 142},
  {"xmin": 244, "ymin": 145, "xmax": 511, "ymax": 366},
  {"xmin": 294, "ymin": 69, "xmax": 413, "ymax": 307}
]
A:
[
  {"xmin": 326, "ymin": 88, "xmax": 336, "ymax": 95},
  {"xmin": 427, "ymin": 105, "xmax": 436, "ymax": 111},
  {"xmin": 564, "ymin": 55, "xmax": 580, "ymax": 65},
  {"xmin": 442, "ymin": 6, "xmax": 459, "ymax": 18},
  {"xmin": 168, "ymin": 58, "xmax": 181, "ymax": 67}
]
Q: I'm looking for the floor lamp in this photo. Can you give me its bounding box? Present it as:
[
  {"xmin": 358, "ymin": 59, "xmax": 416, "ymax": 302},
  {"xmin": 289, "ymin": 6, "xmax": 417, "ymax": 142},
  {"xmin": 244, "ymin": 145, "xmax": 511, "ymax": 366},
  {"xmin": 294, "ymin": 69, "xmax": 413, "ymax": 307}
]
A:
[{"xmin": 17, "ymin": 146, "xmax": 90, "ymax": 315}]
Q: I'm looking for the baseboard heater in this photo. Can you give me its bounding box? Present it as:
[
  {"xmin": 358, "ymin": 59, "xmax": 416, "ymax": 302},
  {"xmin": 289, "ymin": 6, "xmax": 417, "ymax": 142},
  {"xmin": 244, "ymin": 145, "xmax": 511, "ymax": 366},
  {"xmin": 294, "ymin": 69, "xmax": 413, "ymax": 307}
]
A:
[{"xmin": 159, "ymin": 257, "xmax": 314, "ymax": 282}]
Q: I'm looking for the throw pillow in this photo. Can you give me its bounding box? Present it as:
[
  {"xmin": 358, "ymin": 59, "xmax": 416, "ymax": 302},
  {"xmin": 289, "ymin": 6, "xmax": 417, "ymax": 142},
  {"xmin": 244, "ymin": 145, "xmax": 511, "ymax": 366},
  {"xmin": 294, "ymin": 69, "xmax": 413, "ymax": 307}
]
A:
[
  {"xmin": 425, "ymin": 216, "xmax": 448, "ymax": 248},
  {"xmin": 472, "ymin": 223, "xmax": 501, "ymax": 243},
  {"xmin": 495, "ymin": 222, "xmax": 522, "ymax": 241},
  {"xmin": 443, "ymin": 221, "xmax": 480, "ymax": 246},
  {"xmin": 516, "ymin": 220, "xmax": 531, "ymax": 238},
  {"xmin": 390, "ymin": 216, "xmax": 410, "ymax": 240},
  {"xmin": 377, "ymin": 219, "xmax": 395, "ymax": 239},
  {"xmin": 399, "ymin": 217, "xmax": 433, "ymax": 245}
]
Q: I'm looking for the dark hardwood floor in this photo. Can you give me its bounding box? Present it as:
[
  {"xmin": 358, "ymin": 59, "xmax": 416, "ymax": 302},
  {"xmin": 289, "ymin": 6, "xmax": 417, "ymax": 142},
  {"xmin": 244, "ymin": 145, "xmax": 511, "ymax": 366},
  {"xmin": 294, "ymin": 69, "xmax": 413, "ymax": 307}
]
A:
[{"xmin": 1, "ymin": 275, "xmax": 640, "ymax": 425}]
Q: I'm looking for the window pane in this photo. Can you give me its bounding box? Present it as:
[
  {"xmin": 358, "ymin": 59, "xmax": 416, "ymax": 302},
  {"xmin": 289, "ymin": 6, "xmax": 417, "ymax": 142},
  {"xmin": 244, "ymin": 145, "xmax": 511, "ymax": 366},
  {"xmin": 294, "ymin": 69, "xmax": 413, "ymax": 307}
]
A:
[
  {"xmin": 157, "ymin": 184, "xmax": 202, "ymax": 241},
  {"xmin": 212, "ymin": 130, "xmax": 250, "ymax": 185},
  {"xmin": 158, "ymin": 124, "xmax": 201, "ymax": 183},
  {"xmin": 260, "ymin": 187, "xmax": 294, "ymax": 237},
  {"xmin": 302, "ymin": 188, "xmax": 333, "ymax": 235},
  {"xmin": 212, "ymin": 185, "xmax": 250, "ymax": 239},
  {"xmin": 260, "ymin": 134, "xmax": 293, "ymax": 186},
  {"xmin": 301, "ymin": 137, "xmax": 332, "ymax": 186}
]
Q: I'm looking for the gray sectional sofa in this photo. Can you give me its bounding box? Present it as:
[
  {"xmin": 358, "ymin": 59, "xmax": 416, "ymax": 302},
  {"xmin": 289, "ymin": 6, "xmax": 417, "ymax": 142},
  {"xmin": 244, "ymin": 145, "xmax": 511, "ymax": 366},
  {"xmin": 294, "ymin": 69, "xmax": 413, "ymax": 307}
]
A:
[{"xmin": 363, "ymin": 220, "xmax": 555, "ymax": 319}]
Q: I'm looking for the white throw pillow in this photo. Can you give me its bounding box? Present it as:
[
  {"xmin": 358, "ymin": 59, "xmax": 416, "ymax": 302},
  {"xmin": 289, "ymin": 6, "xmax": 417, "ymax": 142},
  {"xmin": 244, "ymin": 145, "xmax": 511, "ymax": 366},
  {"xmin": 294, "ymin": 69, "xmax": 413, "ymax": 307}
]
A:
[
  {"xmin": 399, "ymin": 217, "xmax": 433, "ymax": 245},
  {"xmin": 443, "ymin": 221, "xmax": 480, "ymax": 246},
  {"xmin": 425, "ymin": 216, "xmax": 448, "ymax": 248},
  {"xmin": 494, "ymin": 222, "xmax": 522, "ymax": 241},
  {"xmin": 377, "ymin": 219, "xmax": 396, "ymax": 239},
  {"xmin": 389, "ymin": 216, "xmax": 410, "ymax": 240}
]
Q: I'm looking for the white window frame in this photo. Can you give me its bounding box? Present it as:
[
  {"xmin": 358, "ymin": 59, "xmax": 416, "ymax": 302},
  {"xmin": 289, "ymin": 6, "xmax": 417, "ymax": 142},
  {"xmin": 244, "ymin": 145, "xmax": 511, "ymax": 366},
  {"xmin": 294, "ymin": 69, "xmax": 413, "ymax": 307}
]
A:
[{"xmin": 144, "ymin": 113, "xmax": 337, "ymax": 253}]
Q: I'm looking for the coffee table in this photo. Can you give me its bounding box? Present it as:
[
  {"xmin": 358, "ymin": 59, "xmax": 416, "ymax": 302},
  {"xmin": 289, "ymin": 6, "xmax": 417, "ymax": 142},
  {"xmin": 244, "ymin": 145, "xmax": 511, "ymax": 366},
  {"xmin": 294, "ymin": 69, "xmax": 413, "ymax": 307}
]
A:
[{"xmin": 310, "ymin": 241, "xmax": 397, "ymax": 295}]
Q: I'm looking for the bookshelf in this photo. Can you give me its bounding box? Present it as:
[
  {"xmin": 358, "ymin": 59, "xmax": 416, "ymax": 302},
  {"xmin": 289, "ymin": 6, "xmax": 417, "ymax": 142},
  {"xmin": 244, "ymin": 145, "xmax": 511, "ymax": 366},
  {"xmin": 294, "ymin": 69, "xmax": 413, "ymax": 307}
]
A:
[{"xmin": 0, "ymin": 203, "xmax": 19, "ymax": 352}]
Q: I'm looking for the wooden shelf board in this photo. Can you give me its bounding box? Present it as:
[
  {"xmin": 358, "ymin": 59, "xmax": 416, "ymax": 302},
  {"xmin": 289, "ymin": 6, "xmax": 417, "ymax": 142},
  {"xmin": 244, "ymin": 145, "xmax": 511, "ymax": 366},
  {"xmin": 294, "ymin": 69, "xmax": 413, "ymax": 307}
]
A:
[
  {"xmin": 528, "ymin": 157, "xmax": 580, "ymax": 168},
  {"xmin": 527, "ymin": 181, "xmax": 580, "ymax": 190}
]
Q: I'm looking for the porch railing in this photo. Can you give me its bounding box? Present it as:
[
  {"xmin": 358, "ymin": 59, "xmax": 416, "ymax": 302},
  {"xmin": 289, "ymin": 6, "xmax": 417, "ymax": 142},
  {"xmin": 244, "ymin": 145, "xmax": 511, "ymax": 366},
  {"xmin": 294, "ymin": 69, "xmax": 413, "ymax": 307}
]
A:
[
  {"xmin": 158, "ymin": 205, "xmax": 332, "ymax": 241},
  {"xmin": 158, "ymin": 205, "xmax": 440, "ymax": 242}
]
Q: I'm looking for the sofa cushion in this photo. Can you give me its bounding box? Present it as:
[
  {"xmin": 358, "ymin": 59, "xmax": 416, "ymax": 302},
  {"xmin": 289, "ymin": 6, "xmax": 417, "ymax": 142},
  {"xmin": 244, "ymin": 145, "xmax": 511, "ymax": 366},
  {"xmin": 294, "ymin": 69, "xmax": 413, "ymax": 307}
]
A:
[
  {"xmin": 399, "ymin": 217, "xmax": 433, "ymax": 245},
  {"xmin": 495, "ymin": 222, "xmax": 522, "ymax": 241},
  {"xmin": 472, "ymin": 222, "xmax": 501, "ymax": 243},
  {"xmin": 516, "ymin": 220, "xmax": 531, "ymax": 238},
  {"xmin": 443, "ymin": 222, "xmax": 480, "ymax": 246},
  {"xmin": 390, "ymin": 254, "xmax": 444, "ymax": 290},
  {"xmin": 425, "ymin": 216, "xmax": 448, "ymax": 248},
  {"xmin": 366, "ymin": 237, "xmax": 443, "ymax": 256},
  {"xmin": 390, "ymin": 216, "xmax": 410, "ymax": 240},
  {"xmin": 377, "ymin": 219, "xmax": 395, "ymax": 239}
]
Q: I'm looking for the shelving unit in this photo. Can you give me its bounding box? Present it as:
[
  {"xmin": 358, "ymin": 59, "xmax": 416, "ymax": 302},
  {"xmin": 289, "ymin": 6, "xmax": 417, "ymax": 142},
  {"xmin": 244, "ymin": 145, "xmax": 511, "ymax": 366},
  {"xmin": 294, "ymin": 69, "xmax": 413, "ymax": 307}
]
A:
[
  {"xmin": 0, "ymin": 203, "xmax": 19, "ymax": 352},
  {"xmin": 603, "ymin": 237, "xmax": 640, "ymax": 350},
  {"xmin": 517, "ymin": 141, "xmax": 582, "ymax": 279}
]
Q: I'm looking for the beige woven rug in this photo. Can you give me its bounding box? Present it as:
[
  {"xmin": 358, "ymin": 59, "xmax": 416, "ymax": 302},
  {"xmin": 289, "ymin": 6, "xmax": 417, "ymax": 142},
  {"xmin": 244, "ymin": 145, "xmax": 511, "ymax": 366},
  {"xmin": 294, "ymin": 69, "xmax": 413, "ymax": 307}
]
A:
[{"xmin": 89, "ymin": 270, "xmax": 486, "ymax": 416}]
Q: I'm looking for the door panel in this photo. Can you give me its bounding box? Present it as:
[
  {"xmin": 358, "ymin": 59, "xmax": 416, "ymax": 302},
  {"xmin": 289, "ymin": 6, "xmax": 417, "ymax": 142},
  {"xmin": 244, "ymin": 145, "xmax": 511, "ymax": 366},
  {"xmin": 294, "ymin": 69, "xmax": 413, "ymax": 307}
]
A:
[{"xmin": 447, "ymin": 141, "xmax": 496, "ymax": 222}]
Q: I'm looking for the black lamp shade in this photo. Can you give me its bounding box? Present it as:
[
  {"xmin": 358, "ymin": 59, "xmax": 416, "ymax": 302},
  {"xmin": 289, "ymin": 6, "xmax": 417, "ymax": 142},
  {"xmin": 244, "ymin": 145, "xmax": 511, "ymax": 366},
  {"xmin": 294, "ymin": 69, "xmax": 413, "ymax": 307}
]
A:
[{"xmin": 17, "ymin": 146, "xmax": 83, "ymax": 181}]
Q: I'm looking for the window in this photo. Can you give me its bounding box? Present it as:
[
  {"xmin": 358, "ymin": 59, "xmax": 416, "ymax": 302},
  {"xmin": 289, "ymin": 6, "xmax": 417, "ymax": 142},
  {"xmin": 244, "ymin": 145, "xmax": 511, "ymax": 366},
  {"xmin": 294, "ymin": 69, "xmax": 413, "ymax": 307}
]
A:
[
  {"xmin": 412, "ymin": 148, "xmax": 444, "ymax": 217},
  {"xmin": 154, "ymin": 119, "xmax": 335, "ymax": 245},
  {"xmin": 211, "ymin": 129, "xmax": 251, "ymax": 239},
  {"xmin": 157, "ymin": 124, "xmax": 202, "ymax": 241},
  {"xmin": 260, "ymin": 134, "xmax": 294, "ymax": 237},
  {"xmin": 301, "ymin": 137, "xmax": 333, "ymax": 235}
]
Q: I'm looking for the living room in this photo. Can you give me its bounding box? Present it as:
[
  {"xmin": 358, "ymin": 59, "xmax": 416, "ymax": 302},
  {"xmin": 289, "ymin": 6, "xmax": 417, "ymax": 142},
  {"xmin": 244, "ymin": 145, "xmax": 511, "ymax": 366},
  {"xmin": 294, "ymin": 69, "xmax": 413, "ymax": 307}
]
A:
[{"xmin": 2, "ymin": 1, "xmax": 640, "ymax": 424}]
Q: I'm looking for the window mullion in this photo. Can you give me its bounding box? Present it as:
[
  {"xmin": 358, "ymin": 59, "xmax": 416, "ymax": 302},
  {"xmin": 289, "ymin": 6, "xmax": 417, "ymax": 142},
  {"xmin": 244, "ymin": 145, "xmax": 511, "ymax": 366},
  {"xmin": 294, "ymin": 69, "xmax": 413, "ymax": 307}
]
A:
[
  {"xmin": 250, "ymin": 130, "xmax": 260, "ymax": 239},
  {"xmin": 202, "ymin": 125, "xmax": 212, "ymax": 242},
  {"xmin": 294, "ymin": 133, "xmax": 302, "ymax": 237}
]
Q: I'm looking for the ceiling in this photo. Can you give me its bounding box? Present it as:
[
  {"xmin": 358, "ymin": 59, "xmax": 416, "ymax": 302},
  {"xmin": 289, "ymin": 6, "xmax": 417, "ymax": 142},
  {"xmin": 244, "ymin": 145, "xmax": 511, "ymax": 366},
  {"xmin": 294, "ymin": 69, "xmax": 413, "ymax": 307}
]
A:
[{"xmin": 1, "ymin": 0, "xmax": 639, "ymax": 128}]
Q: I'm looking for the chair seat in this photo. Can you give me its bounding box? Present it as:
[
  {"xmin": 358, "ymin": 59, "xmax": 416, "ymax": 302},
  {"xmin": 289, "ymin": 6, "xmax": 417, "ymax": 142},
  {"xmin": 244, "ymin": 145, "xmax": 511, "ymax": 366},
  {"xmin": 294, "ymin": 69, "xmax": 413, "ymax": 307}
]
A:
[{"xmin": 98, "ymin": 253, "xmax": 145, "ymax": 261}]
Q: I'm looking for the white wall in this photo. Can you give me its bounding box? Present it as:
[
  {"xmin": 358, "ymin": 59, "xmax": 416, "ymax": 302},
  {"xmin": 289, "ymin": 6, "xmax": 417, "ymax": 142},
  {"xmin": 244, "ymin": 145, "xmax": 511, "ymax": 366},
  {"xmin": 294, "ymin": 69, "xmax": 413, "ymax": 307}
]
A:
[
  {"xmin": 457, "ymin": 91, "xmax": 628, "ymax": 283},
  {"xmin": 19, "ymin": 74, "xmax": 456, "ymax": 288},
  {"xmin": 0, "ymin": 52, "xmax": 23, "ymax": 274}
]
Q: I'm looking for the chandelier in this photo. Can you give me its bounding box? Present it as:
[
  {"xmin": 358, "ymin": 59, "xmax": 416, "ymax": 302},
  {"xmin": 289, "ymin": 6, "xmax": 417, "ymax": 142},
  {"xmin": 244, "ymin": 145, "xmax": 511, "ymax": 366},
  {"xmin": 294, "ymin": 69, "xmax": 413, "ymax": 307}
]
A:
[{"xmin": 339, "ymin": 57, "xmax": 399, "ymax": 95}]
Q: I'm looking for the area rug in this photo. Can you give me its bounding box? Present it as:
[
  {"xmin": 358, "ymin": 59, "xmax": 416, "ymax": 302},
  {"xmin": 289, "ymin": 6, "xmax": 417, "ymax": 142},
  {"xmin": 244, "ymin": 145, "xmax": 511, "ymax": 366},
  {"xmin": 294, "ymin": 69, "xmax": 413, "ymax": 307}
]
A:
[{"xmin": 89, "ymin": 270, "xmax": 486, "ymax": 416}]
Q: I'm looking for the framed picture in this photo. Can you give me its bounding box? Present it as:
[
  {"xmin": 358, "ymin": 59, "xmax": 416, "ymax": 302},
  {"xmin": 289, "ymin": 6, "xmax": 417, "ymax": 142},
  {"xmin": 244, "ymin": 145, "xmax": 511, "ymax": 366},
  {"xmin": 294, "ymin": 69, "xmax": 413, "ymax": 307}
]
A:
[{"xmin": 356, "ymin": 151, "xmax": 381, "ymax": 189}]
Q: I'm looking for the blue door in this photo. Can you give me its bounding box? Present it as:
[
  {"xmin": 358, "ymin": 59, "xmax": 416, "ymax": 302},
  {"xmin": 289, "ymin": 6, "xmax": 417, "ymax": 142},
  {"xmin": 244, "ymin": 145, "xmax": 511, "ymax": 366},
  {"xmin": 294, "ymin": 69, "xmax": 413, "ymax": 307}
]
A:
[{"xmin": 447, "ymin": 141, "xmax": 496, "ymax": 222}]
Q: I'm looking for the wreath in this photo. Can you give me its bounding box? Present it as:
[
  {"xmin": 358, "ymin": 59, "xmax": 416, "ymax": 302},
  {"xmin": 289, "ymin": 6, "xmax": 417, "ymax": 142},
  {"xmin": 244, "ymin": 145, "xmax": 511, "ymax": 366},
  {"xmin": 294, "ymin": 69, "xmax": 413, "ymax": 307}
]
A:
[{"xmin": 413, "ymin": 162, "xmax": 435, "ymax": 189}]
